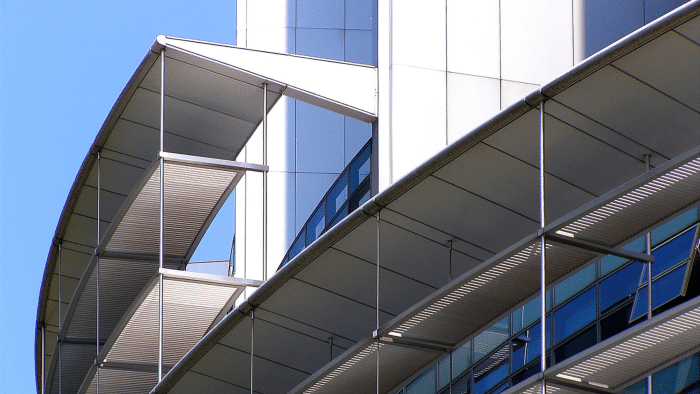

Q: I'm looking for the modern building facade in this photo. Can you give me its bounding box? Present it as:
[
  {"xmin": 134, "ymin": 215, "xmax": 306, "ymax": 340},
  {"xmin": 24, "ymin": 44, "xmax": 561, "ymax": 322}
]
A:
[{"xmin": 35, "ymin": 1, "xmax": 700, "ymax": 394}]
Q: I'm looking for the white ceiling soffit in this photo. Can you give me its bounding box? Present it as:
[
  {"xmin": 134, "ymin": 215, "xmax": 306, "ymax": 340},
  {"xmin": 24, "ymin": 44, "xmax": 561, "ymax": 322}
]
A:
[
  {"xmin": 76, "ymin": 269, "xmax": 257, "ymax": 394},
  {"xmin": 157, "ymin": 36, "xmax": 378, "ymax": 122}
]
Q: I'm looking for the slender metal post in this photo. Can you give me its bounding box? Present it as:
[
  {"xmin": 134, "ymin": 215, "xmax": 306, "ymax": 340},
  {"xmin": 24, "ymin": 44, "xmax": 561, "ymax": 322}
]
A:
[
  {"xmin": 447, "ymin": 240, "xmax": 453, "ymax": 282},
  {"xmin": 645, "ymin": 154, "xmax": 653, "ymax": 394},
  {"xmin": 58, "ymin": 243, "xmax": 62, "ymax": 394},
  {"xmin": 376, "ymin": 211, "xmax": 381, "ymax": 394},
  {"xmin": 96, "ymin": 151, "xmax": 101, "ymax": 394},
  {"xmin": 539, "ymin": 102, "xmax": 547, "ymax": 394},
  {"xmin": 449, "ymin": 351, "xmax": 453, "ymax": 394},
  {"xmin": 41, "ymin": 324, "xmax": 45, "ymax": 394},
  {"xmin": 262, "ymin": 83, "xmax": 268, "ymax": 282},
  {"xmin": 158, "ymin": 48, "xmax": 165, "ymax": 382},
  {"xmin": 251, "ymin": 310, "xmax": 255, "ymax": 394},
  {"xmin": 329, "ymin": 337, "xmax": 334, "ymax": 362}
]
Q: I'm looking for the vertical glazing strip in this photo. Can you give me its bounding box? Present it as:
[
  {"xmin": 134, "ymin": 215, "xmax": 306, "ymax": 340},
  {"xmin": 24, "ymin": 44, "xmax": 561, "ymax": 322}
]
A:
[
  {"xmin": 251, "ymin": 310, "xmax": 255, "ymax": 394},
  {"xmin": 645, "ymin": 154, "xmax": 653, "ymax": 394},
  {"xmin": 263, "ymin": 83, "xmax": 268, "ymax": 282},
  {"xmin": 376, "ymin": 211, "xmax": 380, "ymax": 394},
  {"xmin": 96, "ymin": 150, "xmax": 101, "ymax": 394},
  {"xmin": 539, "ymin": 102, "xmax": 546, "ymax": 393},
  {"xmin": 158, "ymin": 48, "xmax": 165, "ymax": 382}
]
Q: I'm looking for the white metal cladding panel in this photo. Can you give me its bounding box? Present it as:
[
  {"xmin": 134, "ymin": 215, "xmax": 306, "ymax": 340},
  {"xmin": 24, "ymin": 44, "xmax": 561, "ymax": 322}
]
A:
[
  {"xmin": 558, "ymin": 158, "xmax": 700, "ymax": 247},
  {"xmin": 558, "ymin": 304, "xmax": 700, "ymax": 389},
  {"xmin": 84, "ymin": 369, "xmax": 157, "ymax": 394},
  {"xmin": 106, "ymin": 276, "xmax": 240, "ymax": 366},
  {"xmin": 47, "ymin": 343, "xmax": 94, "ymax": 394},
  {"xmin": 106, "ymin": 161, "xmax": 239, "ymax": 258},
  {"xmin": 392, "ymin": 242, "xmax": 596, "ymax": 344}
]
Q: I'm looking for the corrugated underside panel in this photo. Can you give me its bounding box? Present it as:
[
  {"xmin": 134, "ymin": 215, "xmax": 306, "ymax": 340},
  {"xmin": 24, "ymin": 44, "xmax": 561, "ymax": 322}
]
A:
[
  {"xmin": 560, "ymin": 158, "xmax": 700, "ymax": 247},
  {"xmin": 304, "ymin": 343, "xmax": 377, "ymax": 394},
  {"xmin": 84, "ymin": 369, "xmax": 157, "ymax": 394},
  {"xmin": 559, "ymin": 304, "xmax": 700, "ymax": 389},
  {"xmin": 48, "ymin": 343, "xmax": 94, "ymax": 394},
  {"xmin": 392, "ymin": 242, "xmax": 596, "ymax": 345},
  {"xmin": 107, "ymin": 276, "xmax": 238, "ymax": 366},
  {"xmin": 106, "ymin": 161, "xmax": 238, "ymax": 258}
]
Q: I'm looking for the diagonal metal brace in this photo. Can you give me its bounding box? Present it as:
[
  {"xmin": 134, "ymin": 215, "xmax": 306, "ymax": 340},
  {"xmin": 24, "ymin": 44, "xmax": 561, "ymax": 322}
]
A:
[{"xmin": 546, "ymin": 234, "xmax": 654, "ymax": 263}]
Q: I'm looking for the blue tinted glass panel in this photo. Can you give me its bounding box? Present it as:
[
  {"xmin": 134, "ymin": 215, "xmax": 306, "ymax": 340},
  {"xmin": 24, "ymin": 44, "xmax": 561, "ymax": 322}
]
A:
[
  {"xmin": 296, "ymin": 28, "xmax": 345, "ymax": 62},
  {"xmin": 289, "ymin": 229, "xmax": 306, "ymax": 260},
  {"xmin": 350, "ymin": 143, "xmax": 371, "ymax": 192},
  {"xmin": 632, "ymin": 263, "xmax": 688, "ymax": 321},
  {"xmin": 474, "ymin": 317, "xmax": 509, "ymax": 362},
  {"xmin": 452, "ymin": 372, "xmax": 470, "ymax": 394},
  {"xmin": 652, "ymin": 352, "xmax": 700, "ymax": 394},
  {"xmin": 306, "ymin": 201, "xmax": 326, "ymax": 245},
  {"xmin": 345, "ymin": 30, "xmax": 375, "ymax": 65},
  {"xmin": 327, "ymin": 175, "xmax": 348, "ymax": 219},
  {"xmin": 512, "ymin": 361, "xmax": 540, "ymax": 386},
  {"xmin": 652, "ymin": 227, "xmax": 694, "ymax": 277},
  {"xmin": 349, "ymin": 179, "xmax": 371, "ymax": 211},
  {"xmin": 438, "ymin": 356, "xmax": 451, "ymax": 389},
  {"xmin": 652, "ymin": 209, "xmax": 698, "ymax": 247},
  {"xmin": 600, "ymin": 255, "xmax": 629, "ymax": 276},
  {"xmin": 554, "ymin": 288, "xmax": 596, "ymax": 343},
  {"xmin": 625, "ymin": 379, "xmax": 647, "ymax": 394},
  {"xmin": 328, "ymin": 203, "xmax": 349, "ymax": 228},
  {"xmin": 523, "ymin": 319, "xmax": 551, "ymax": 364},
  {"xmin": 600, "ymin": 262, "xmax": 643, "ymax": 313},
  {"xmin": 452, "ymin": 342, "xmax": 471, "ymax": 378},
  {"xmin": 492, "ymin": 382, "xmax": 509, "ymax": 394},
  {"xmin": 407, "ymin": 366, "xmax": 436, "ymax": 394},
  {"xmin": 511, "ymin": 335, "xmax": 527, "ymax": 372},
  {"xmin": 555, "ymin": 264, "xmax": 596, "ymax": 306},
  {"xmin": 473, "ymin": 348, "xmax": 508, "ymax": 394},
  {"xmin": 601, "ymin": 302, "xmax": 637, "ymax": 340},
  {"xmin": 553, "ymin": 325, "xmax": 596, "ymax": 363},
  {"xmin": 631, "ymin": 285, "xmax": 649, "ymax": 321}
]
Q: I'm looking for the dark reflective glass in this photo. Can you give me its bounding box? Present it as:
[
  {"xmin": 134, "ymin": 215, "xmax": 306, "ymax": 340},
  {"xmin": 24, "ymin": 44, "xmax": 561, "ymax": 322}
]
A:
[
  {"xmin": 306, "ymin": 201, "xmax": 326, "ymax": 245},
  {"xmin": 328, "ymin": 203, "xmax": 349, "ymax": 228},
  {"xmin": 327, "ymin": 175, "xmax": 348, "ymax": 220},
  {"xmin": 601, "ymin": 302, "xmax": 636, "ymax": 340},
  {"xmin": 554, "ymin": 288, "xmax": 596, "ymax": 343},
  {"xmin": 600, "ymin": 262, "xmax": 643, "ymax": 314},
  {"xmin": 473, "ymin": 345, "xmax": 509, "ymax": 394},
  {"xmin": 652, "ymin": 227, "xmax": 695, "ymax": 277},
  {"xmin": 452, "ymin": 371, "xmax": 470, "ymax": 394},
  {"xmin": 553, "ymin": 325, "xmax": 596, "ymax": 364},
  {"xmin": 349, "ymin": 178, "xmax": 371, "ymax": 211},
  {"xmin": 512, "ymin": 361, "xmax": 540, "ymax": 386}
]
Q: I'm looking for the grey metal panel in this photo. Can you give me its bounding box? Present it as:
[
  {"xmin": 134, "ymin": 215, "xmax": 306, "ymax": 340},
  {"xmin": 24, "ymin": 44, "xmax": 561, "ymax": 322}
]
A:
[
  {"xmin": 84, "ymin": 369, "xmax": 157, "ymax": 394},
  {"xmin": 676, "ymin": 14, "xmax": 700, "ymax": 43},
  {"xmin": 46, "ymin": 343, "xmax": 94, "ymax": 394}
]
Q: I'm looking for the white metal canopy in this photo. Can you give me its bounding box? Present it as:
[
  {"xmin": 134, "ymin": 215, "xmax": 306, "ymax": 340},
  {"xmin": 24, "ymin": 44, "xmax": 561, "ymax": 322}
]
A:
[
  {"xmin": 153, "ymin": 2, "xmax": 700, "ymax": 394},
  {"xmin": 36, "ymin": 36, "xmax": 378, "ymax": 394}
]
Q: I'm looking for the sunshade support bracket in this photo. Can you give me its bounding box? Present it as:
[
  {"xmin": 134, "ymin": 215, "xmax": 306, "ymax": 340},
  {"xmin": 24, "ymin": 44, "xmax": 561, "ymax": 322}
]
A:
[{"xmin": 545, "ymin": 234, "xmax": 655, "ymax": 263}]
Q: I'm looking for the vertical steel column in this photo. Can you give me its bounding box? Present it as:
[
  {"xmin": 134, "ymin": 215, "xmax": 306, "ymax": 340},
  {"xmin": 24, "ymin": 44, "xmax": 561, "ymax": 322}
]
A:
[
  {"xmin": 262, "ymin": 83, "xmax": 268, "ymax": 282},
  {"xmin": 447, "ymin": 240, "xmax": 453, "ymax": 282},
  {"xmin": 59, "ymin": 243, "xmax": 62, "ymax": 394},
  {"xmin": 251, "ymin": 310, "xmax": 255, "ymax": 394},
  {"xmin": 645, "ymin": 154, "xmax": 653, "ymax": 394},
  {"xmin": 96, "ymin": 150, "xmax": 101, "ymax": 394},
  {"xmin": 376, "ymin": 211, "xmax": 381, "ymax": 394},
  {"xmin": 158, "ymin": 48, "xmax": 165, "ymax": 382},
  {"xmin": 539, "ymin": 102, "xmax": 547, "ymax": 394},
  {"xmin": 41, "ymin": 324, "xmax": 45, "ymax": 394}
]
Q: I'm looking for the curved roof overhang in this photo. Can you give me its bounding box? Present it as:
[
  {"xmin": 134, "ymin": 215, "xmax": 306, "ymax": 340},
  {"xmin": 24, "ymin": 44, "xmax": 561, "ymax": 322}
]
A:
[
  {"xmin": 35, "ymin": 37, "xmax": 378, "ymax": 393},
  {"xmin": 151, "ymin": 1, "xmax": 700, "ymax": 393}
]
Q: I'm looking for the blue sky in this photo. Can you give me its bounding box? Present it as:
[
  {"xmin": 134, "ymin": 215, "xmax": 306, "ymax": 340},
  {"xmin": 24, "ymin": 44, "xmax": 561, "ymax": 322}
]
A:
[{"xmin": 0, "ymin": 1, "xmax": 237, "ymax": 391}]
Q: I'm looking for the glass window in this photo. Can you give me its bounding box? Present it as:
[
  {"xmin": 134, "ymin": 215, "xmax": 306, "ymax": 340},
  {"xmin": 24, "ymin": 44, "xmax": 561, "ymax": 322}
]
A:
[
  {"xmin": 625, "ymin": 379, "xmax": 647, "ymax": 394},
  {"xmin": 555, "ymin": 264, "xmax": 596, "ymax": 306},
  {"xmin": 474, "ymin": 317, "xmax": 509, "ymax": 362},
  {"xmin": 328, "ymin": 203, "xmax": 349, "ymax": 228},
  {"xmin": 513, "ymin": 294, "xmax": 549, "ymax": 334},
  {"xmin": 554, "ymin": 288, "xmax": 596, "ymax": 343},
  {"xmin": 631, "ymin": 263, "xmax": 689, "ymax": 321},
  {"xmin": 349, "ymin": 143, "xmax": 371, "ymax": 192},
  {"xmin": 438, "ymin": 356, "xmax": 451, "ymax": 390},
  {"xmin": 407, "ymin": 366, "xmax": 436, "ymax": 394},
  {"xmin": 327, "ymin": 175, "xmax": 348, "ymax": 220},
  {"xmin": 601, "ymin": 236, "xmax": 644, "ymax": 275},
  {"xmin": 349, "ymin": 179, "xmax": 371, "ymax": 211},
  {"xmin": 473, "ymin": 345, "xmax": 509, "ymax": 394},
  {"xmin": 652, "ymin": 209, "xmax": 698, "ymax": 248},
  {"xmin": 600, "ymin": 262, "xmax": 643, "ymax": 314},
  {"xmin": 652, "ymin": 352, "xmax": 700, "ymax": 394},
  {"xmin": 289, "ymin": 229, "xmax": 306, "ymax": 260},
  {"xmin": 512, "ymin": 361, "xmax": 540, "ymax": 386},
  {"xmin": 652, "ymin": 226, "xmax": 695, "ymax": 277},
  {"xmin": 306, "ymin": 201, "xmax": 326, "ymax": 245},
  {"xmin": 553, "ymin": 325, "xmax": 596, "ymax": 363},
  {"xmin": 452, "ymin": 342, "xmax": 471, "ymax": 379},
  {"xmin": 451, "ymin": 372, "xmax": 470, "ymax": 394},
  {"xmin": 601, "ymin": 303, "xmax": 636, "ymax": 341}
]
